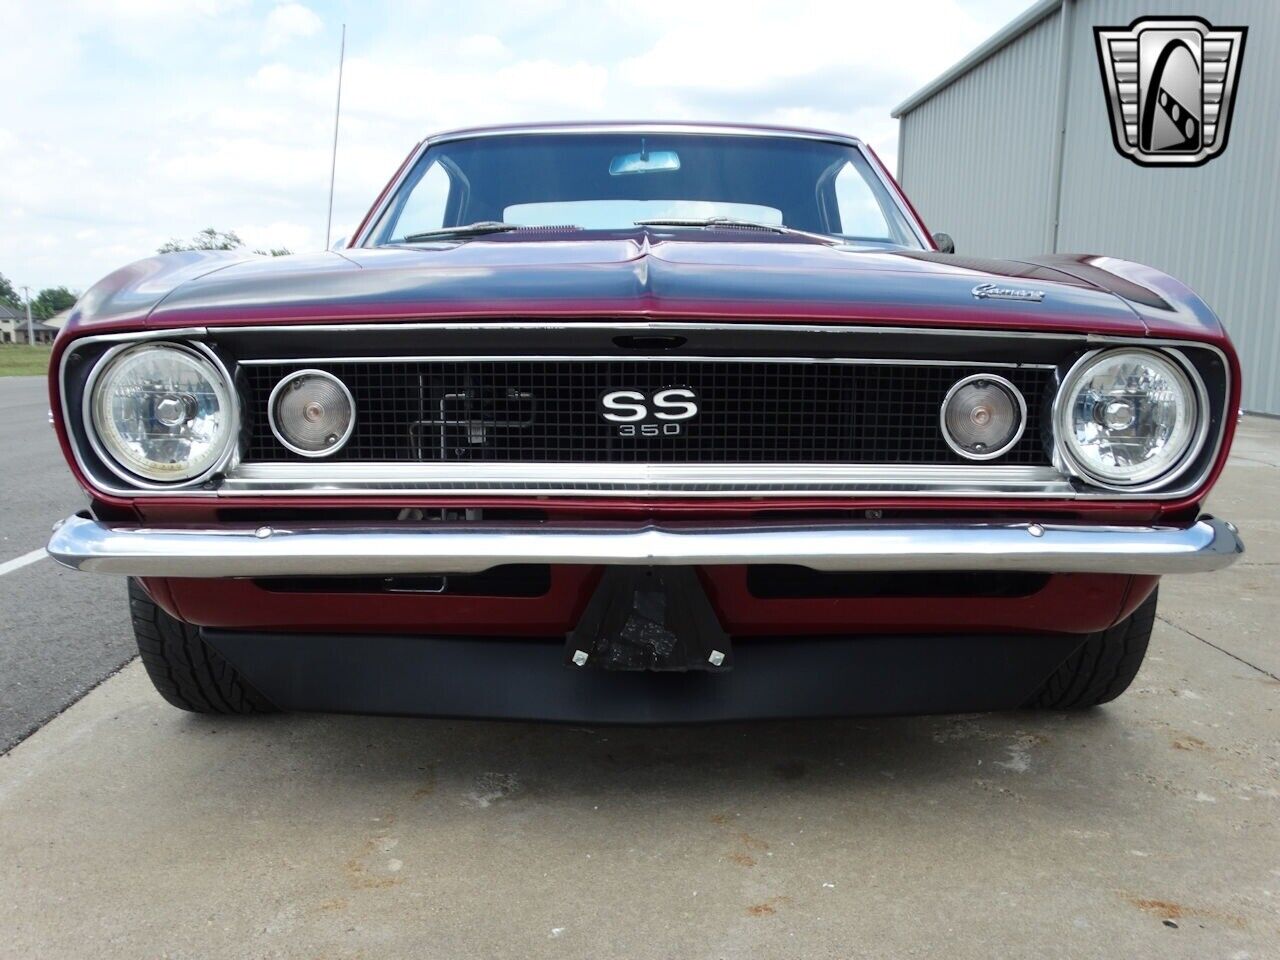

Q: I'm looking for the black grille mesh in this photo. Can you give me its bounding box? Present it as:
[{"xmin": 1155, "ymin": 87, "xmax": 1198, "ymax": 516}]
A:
[{"xmin": 242, "ymin": 360, "xmax": 1054, "ymax": 465}]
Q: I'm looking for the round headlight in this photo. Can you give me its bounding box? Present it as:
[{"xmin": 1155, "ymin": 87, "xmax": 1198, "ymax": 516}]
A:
[
  {"xmin": 1056, "ymin": 349, "xmax": 1202, "ymax": 487},
  {"xmin": 88, "ymin": 343, "xmax": 235, "ymax": 484},
  {"xmin": 268, "ymin": 370, "xmax": 355, "ymax": 457},
  {"xmin": 940, "ymin": 374, "xmax": 1027, "ymax": 460}
]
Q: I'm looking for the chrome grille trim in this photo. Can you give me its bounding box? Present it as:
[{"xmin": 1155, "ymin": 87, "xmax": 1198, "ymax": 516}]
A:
[
  {"xmin": 210, "ymin": 320, "xmax": 1089, "ymax": 340},
  {"xmin": 237, "ymin": 354, "xmax": 1058, "ymax": 369},
  {"xmin": 220, "ymin": 462, "xmax": 1075, "ymax": 498}
]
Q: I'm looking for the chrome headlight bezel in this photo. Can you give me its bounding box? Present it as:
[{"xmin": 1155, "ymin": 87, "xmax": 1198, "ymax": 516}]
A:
[
  {"xmin": 1053, "ymin": 347, "xmax": 1211, "ymax": 493},
  {"xmin": 81, "ymin": 341, "xmax": 240, "ymax": 489}
]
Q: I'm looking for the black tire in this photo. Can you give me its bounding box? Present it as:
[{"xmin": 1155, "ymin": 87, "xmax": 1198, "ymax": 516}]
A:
[
  {"xmin": 129, "ymin": 579, "xmax": 277, "ymax": 714},
  {"xmin": 1028, "ymin": 588, "xmax": 1157, "ymax": 709}
]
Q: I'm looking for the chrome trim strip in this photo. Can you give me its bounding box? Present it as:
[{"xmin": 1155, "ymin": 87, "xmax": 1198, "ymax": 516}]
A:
[
  {"xmin": 211, "ymin": 320, "xmax": 1090, "ymax": 340},
  {"xmin": 238, "ymin": 354, "xmax": 1058, "ymax": 369},
  {"xmin": 859, "ymin": 142, "xmax": 934, "ymax": 248},
  {"xmin": 353, "ymin": 139, "xmax": 429, "ymax": 247},
  {"xmin": 425, "ymin": 123, "xmax": 870, "ymax": 149},
  {"xmin": 47, "ymin": 513, "xmax": 1244, "ymax": 578},
  {"xmin": 219, "ymin": 462, "xmax": 1075, "ymax": 498}
]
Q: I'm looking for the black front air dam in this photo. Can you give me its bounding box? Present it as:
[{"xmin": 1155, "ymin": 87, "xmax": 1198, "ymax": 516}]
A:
[{"xmin": 201, "ymin": 629, "xmax": 1088, "ymax": 724}]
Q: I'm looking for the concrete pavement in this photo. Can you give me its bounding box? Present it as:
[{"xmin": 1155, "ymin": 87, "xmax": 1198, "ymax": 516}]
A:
[{"xmin": 0, "ymin": 390, "xmax": 1276, "ymax": 958}]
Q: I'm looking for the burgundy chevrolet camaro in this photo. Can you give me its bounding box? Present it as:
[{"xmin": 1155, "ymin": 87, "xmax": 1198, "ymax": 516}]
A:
[{"xmin": 47, "ymin": 122, "xmax": 1243, "ymax": 722}]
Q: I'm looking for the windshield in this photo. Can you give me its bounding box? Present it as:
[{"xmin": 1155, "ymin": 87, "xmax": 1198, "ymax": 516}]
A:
[{"xmin": 367, "ymin": 132, "xmax": 924, "ymax": 248}]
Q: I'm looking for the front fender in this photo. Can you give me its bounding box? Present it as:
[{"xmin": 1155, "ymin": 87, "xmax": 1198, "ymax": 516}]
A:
[
  {"xmin": 63, "ymin": 250, "xmax": 258, "ymax": 337},
  {"xmin": 1023, "ymin": 253, "xmax": 1229, "ymax": 342}
]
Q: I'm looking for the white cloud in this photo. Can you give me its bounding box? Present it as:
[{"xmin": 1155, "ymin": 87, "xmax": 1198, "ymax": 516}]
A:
[
  {"xmin": 156, "ymin": 137, "xmax": 330, "ymax": 191},
  {"xmin": 494, "ymin": 60, "xmax": 608, "ymax": 107},
  {"xmin": 262, "ymin": 2, "xmax": 323, "ymax": 52},
  {"xmin": 248, "ymin": 61, "xmax": 334, "ymax": 103},
  {"xmin": 457, "ymin": 34, "xmax": 508, "ymax": 59},
  {"xmin": 615, "ymin": 0, "xmax": 1004, "ymax": 93},
  {"xmin": 235, "ymin": 219, "xmax": 318, "ymax": 252}
]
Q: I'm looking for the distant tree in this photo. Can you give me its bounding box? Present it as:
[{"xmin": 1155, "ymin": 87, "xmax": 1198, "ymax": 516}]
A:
[
  {"xmin": 158, "ymin": 227, "xmax": 244, "ymax": 253},
  {"xmin": 32, "ymin": 286, "xmax": 77, "ymax": 321},
  {"xmin": 0, "ymin": 273, "xmax": 19, "ymax": 309},
  {"xmin": 158, "ymin": 227, "xmax": 290, "ymax": 256}
]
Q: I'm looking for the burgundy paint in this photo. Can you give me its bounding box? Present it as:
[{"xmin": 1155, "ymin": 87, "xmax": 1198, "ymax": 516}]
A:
[
  {"xmin": 163, "ymin": 567, "xmax": 599, "ymax": 635},
  {"xmin": 160, "ymin": 567, "xmax": 1130, "ymax": 636},
  {"xmin": 699, "ymin": 569, "xmax": 1138, "ymax": 636}
]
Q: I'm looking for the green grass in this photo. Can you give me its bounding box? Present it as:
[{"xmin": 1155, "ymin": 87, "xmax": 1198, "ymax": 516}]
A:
[{"xmin": 0, "ymin": 344, "xmax": 54, "ymax": 376}]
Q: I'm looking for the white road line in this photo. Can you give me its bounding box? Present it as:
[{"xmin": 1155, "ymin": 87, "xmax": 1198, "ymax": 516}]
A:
[{"xmin": 0, "ymin": 548, "xmax": 47, "ymax": 578}]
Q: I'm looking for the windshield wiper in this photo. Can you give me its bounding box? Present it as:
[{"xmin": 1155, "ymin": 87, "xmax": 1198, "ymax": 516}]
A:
[
  {"xmin": 634, "ymin": 217, "xmax": 839, "ymax": 244},
  {"xmin": 395, "ymin": 222, "xmax": 521, "ymax": 243}
]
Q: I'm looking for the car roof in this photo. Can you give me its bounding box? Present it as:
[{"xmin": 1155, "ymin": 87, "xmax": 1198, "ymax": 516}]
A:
[{"xmin": 423, "ymin": 121, "xmax": 865, "ymax": 148}]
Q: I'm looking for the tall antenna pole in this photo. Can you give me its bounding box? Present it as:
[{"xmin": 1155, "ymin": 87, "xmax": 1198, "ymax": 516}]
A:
[
  {"xmin": 324, "ymin": 23, "xmax": 346, "ymax": 250},
  {"xmin": 20, "ymin": 286, "xmax": 33, "ymax": 344}
]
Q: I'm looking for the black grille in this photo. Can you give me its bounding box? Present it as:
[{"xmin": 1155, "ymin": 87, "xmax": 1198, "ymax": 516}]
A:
[{"xmin": 242, "ymin": 360, "xmax": 1054, "ymax": 465}]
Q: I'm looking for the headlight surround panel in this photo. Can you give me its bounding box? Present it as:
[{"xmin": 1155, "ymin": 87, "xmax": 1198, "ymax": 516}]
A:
[
  {"xmin": 1052, "ymin": 347, "xmax": 1213, "ymax": 493},
  {"xmin": 70, "ymin": 337, "xmax": 241, "ymax": 491}
]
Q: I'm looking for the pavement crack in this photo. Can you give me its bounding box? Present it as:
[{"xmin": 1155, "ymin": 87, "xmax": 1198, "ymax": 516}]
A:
[
  {"xmin": 1228, "ymin": 454, "xmax": 1280, "ymax": 469},
  {"xmin": 1157, "ymin": 615, "xmax": 1280, "ymax": 682}
]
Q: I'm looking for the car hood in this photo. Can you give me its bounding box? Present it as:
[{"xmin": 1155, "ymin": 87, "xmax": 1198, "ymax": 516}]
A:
[{"xmin": 70, "ymin": 234, "xmax": 1217, "ymax": 338}]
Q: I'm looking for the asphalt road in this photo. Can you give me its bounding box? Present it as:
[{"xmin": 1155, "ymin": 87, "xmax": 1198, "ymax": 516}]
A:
[{"xmin": 0, "ymin": 376, "xmax": 134, "ymax": 751}]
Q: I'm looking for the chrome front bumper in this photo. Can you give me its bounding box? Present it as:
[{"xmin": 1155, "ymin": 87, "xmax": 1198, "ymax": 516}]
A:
[{"xmin": 47, "ymin": 513, "xmax": 1243, "ymax": 578}]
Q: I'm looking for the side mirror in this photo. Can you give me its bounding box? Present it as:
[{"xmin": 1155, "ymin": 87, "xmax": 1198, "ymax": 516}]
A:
[
  {"xmin": 932, "ymin": 232, "xmax": 955, "ymax": 254},
  {"xmin": 329, "ymin": 236, "xmax": 348, "ymax": 251}
]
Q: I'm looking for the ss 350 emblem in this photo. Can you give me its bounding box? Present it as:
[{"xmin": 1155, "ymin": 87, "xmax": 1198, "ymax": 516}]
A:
[{"xmin": 600, "ymin": 387, "xmax": 699, "ymax": 436}]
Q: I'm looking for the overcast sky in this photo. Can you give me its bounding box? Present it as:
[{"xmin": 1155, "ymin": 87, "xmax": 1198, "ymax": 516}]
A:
[{"xmin": 1, "ymin": 0, "xmax": 1030, "ymax": 294}]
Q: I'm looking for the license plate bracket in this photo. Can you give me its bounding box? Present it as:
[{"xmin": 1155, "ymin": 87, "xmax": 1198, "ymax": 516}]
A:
[{"xmin": 565, "ymin": 566, "xmax": 731, "ymax": 672}]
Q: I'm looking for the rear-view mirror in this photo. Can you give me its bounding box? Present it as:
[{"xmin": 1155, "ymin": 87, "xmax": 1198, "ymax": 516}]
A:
[{"xmin": 609, "ymin": 149, "xmax": 681, "ymax": 176}]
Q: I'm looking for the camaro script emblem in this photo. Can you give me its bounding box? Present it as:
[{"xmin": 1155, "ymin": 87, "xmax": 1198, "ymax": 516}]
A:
[
  {"xmin": 1094, "ymin": 16, "xmax": 1247, "ymax": 167},
  {"xmin": 972, "ymin": 283, "xmax": 1045, "ymax": 303}
]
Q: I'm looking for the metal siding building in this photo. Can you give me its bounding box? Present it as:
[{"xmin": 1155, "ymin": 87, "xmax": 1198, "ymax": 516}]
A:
[{"xmin": 894, "ymin": 0, "xmax": 1280, "ymax": 414}]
